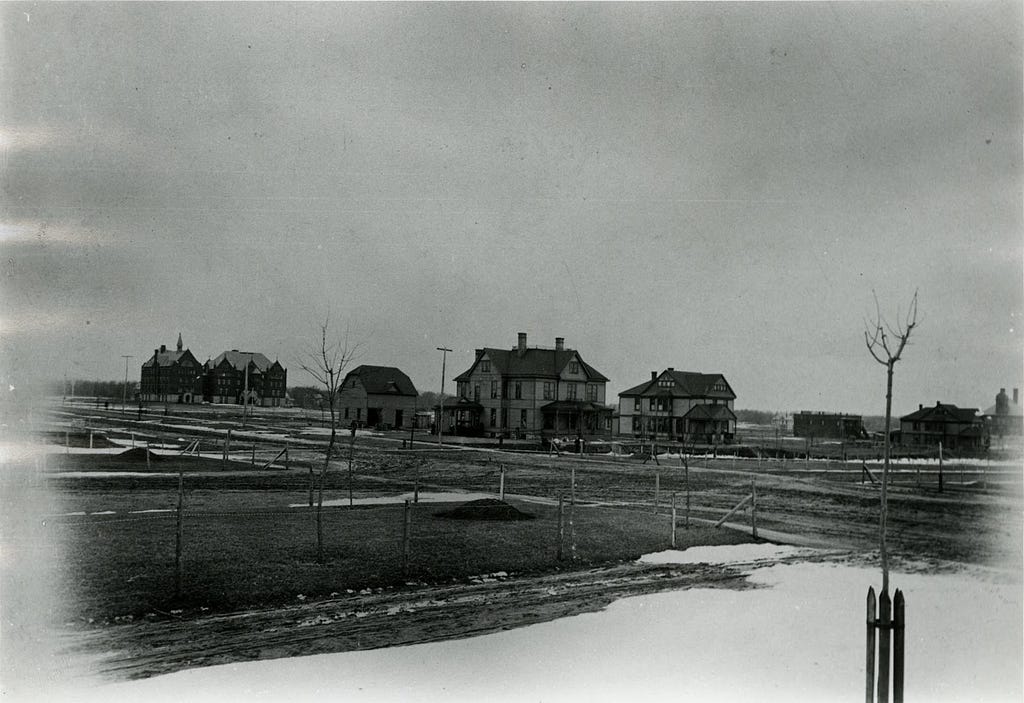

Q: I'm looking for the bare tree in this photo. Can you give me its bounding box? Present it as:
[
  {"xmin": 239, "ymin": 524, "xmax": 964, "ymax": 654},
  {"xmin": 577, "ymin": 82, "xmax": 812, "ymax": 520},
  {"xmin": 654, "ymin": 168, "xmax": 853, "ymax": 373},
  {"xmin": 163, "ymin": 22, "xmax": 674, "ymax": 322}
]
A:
[
  {"xmin": 300, "ymin": 318, "xmax": 359, "ymax": 564},
  {"xmin": 864, "ymin": 290, "xmax": 919, "ymax": 593}
]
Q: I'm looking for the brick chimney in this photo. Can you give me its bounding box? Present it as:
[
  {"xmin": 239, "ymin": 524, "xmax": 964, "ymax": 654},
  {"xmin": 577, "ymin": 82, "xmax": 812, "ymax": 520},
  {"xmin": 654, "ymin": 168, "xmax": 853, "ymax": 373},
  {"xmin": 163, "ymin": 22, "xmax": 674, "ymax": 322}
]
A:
[
  {"xmin": 555, "ymin": 337, "xmax": 564, "ymax": 351},
  {"xmin": 160, "ymin": 344, "xmax": 166, "ymax": 353},
  {"xmin": 651, "ymin": 371, "xmax": 657, "ymax": 381},
  {"xmin": 1015, "ymin": 388, "xmax": 1019, "ymax": 405},
  {"xmin": 517, "ymin": 332, "xmax": 527, "ymax": 356}
]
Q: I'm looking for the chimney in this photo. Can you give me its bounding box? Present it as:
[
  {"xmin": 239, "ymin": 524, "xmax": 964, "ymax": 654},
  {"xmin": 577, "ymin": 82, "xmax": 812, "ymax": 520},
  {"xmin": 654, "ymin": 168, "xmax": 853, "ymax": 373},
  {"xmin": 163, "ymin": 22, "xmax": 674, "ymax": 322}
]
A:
[
  {"xmin": 475, "ymin": 349, "xmax": 483, "ymax": 359},
  {"xmin": 154, "ymin": 348, "xmax": 159, "ymax": 359},
  {"xmin": 651, "ymin": 371, "xmax": 657, "ymax": 381},
  {"xmin": 517, "ymin": 332, "xmax": 527, "ymax": 355},
  {"xmin": 919, "ymin": 404, "xmax": 923, "ymax": 411},
  {"xmin": 160, "ymin": 344, "xmax": 166, "ymax": 353},
  {"xmin": 667, "ymin": 367, "xmax": 674, "ymax": 372},
  {"xmin": 1015, "ymin": 388, "xmax": 1020, "ymax": 405},
  {"xmin": 555, "ymin": 337, "xmax": 564, "ymax": 351}
]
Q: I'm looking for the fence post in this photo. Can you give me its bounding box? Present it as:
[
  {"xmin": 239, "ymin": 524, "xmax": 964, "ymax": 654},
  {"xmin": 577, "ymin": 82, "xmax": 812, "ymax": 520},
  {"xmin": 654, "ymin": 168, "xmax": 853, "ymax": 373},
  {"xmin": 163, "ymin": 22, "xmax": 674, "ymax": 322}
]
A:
[
  {"xmin": 685, "ymin": 462, "xmax": 690, "ymax": 529},
  {"xmin": 877, "ymin": 588, "xmax": 892, "ymax": 703},
  {"xmin": 654, "ymin": 472, "xmax": 660, "ymax": 514},
  {"xmin": 866, "ymin": 586, "xmax": 876, "ymax": 703},
  {"xmin": 146, "ymin": 442, "xmax": 151, "ymax": 470},
  {"xmin": 89, "ymin": 431, "xmax": 93, "ymax": 449},
  {"xmin": 671, "ymin": 492, "xmax": 677, "ymax": 548},
  {"xmin": 402, "ymin": 499, "xmax": 411, "ymax": 575},
  {"xmin": 893, "ymin": 589, "xmax": 905, "ymax": 703},
  {"xmin": 175, "ymin": 470, "xmax": 184, "ymax": 599},
  {"xmin": 570, "ymin": 466, "xmax": 577, "ymax": 561},
  {"xmin": 557, "ymin": 495, "xmax": 564, "ymax": 561},
  {"xmin": 499, "ymin": 464, "xmax": 505, "ymax": 501},
  {"xmin": 285, "ymin": 444, "xmax": 290, "ymax": 470},
  {"xmin": 251, "ymin": 443, "xmax": 256, "ymax": 467},
  {"xmin": 938, "ymin": 442, "xmax": 944, "ymax": 493},
  {"xmin": 751, "ymin": 479, "xmax": 757, "ymax": 539},
  {"xmin": 414, "ymin": 461, "xmax": 420, "ymax": 504}
]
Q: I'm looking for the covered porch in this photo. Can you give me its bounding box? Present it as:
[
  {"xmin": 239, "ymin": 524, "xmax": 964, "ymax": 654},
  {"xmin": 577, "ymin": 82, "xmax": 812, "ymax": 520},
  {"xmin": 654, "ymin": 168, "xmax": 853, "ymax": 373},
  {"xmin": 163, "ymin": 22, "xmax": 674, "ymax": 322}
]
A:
[
  {"xmin": 434, "ymin": 397, "xmax": 485, "ymax": 436},
  {"xmin": 540, "ymin": 400, "xmax": 612, "ymax": 437},
  {"xmin": 681, "ymin": 404, "xmax": 736, "ymax": 444}
]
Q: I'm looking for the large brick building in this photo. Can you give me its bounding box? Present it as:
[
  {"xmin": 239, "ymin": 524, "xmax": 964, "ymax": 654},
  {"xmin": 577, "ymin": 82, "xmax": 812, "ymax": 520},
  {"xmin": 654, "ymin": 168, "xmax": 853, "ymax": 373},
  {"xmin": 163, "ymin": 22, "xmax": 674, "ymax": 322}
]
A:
[
  {"xmin": 793, "ymin": 412, "xmax": 867, "ymax": 440},
  {"xmin": 139, "ymin": 334, "xmax": 203, "ymax": 403},
  {"xmin": 448, "ymin": 333, "xmax": 610, "ymax": 438},
  {"xmin": 203, "ymin": 350, "xmax": 287, "ymax": 407}
]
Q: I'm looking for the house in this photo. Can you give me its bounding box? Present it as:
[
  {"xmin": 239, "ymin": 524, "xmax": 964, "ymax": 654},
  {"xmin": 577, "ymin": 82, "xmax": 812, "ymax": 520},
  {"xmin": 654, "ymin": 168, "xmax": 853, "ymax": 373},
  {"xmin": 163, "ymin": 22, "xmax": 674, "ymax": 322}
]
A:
[
  {"xmin": 338, "ymin": 365, "xmax": 418, "ymax": 429},
  {"xmin": 793, "ymin": 412, "xmax": 867, "ymax": 440},
  {"xmin": 983, "ymin": 387, "xmax": 1023, "ymax": 437},
  {"xmin": 899, "ymin": 402, "xmax": 986, "ymax": 450},
  {"xmin": 447, "ymin": 333, "xmax": 610, "ymax": 438},
  {"xmin": 617, "ymin": 369, "xmax": 736, "ymax": 444},
  {"xmin": 203, "ymin": 350, "xmax": 287, "ymax": 407},
  {"xmin": 139, "ymin": 334, "xmax": 203, "ymax": 403}
]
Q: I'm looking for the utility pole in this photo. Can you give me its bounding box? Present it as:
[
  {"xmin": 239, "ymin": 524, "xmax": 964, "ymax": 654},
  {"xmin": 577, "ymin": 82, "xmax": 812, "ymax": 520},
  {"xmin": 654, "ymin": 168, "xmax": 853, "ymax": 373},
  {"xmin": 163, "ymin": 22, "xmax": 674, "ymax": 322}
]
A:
[
  {"xmin": 121, "ymin": 355, "xmax": 133, "ymax": 415},
  {"xmin": 436, "ymin": 346, "xmax": 452, "ymax": 447}
]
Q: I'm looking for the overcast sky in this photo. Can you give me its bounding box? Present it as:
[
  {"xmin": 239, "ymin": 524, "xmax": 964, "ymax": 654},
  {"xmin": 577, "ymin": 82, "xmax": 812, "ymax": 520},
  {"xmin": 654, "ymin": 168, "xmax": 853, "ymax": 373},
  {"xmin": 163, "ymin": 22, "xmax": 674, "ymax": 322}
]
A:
[{"xmin": 2, "ymin": 2, "xmax": 1021, "ymax": 415}]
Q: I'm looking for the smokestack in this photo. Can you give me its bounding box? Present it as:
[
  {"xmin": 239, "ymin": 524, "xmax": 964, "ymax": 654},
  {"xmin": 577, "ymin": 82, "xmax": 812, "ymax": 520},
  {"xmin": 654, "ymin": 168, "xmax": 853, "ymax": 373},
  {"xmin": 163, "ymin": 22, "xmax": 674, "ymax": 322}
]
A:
[
  {"xmin": 651, "ymin": 371, "xmax": 657, "ymax": 381},
  {"xmin": 1015, "ymin": 388, "xmax": 1019, "ymax": 405},
  {"xmin": 517, "ymin": 332, "xmax": 527, "ymax": 355},
  {"xmin": 555, "ymin": 337, "xmax": 564, "ymax": 351}
]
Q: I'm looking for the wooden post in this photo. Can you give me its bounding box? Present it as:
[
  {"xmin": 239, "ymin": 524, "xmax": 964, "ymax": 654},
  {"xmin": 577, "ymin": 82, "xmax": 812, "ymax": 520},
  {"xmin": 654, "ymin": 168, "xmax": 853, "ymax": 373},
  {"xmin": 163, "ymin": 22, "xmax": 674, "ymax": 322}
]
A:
[
  {"xmin": 557, "ymin": 495, "xmax": 564, "ymax": 561},
  {"xmin": 685, "ymin": 461, "xmax": 690, "ymax": 529},
  {"xmin": 175, "ymin": 470, "xmax": 184, "ymax": 599},
  {"xmin": 938, "ymin": 442, "xmax": 943, "ymax": 493},
  {"xmin": 877, "ymin": 588, "xmax": 892, "ymax": 703},
  {"xmin": 89, "ymin": 431, "xmax": 93, "ymax": 449},
  {"xmin": 866, "ymin": 586, "xmax": 877, "ymax": 703},
  {"xmin": 751, "ymin": 479, "xmax": 757, "ymax": 539},
  {"xmin": 251, "ymin": 443, "xmax": 256, "ymax": 467},
  {"xmin": 893, "ymin": 589, "xmax": 905, "ymax": 703},
  {"xmin": 146, "ymin": 442, "xmax": 151, "ymax": 470},
  {"xmin": 131, "ymin": 432, "xmax": 135, "ymax": 448},
  {"xmin": 223, "ymin": 429, "xmax": 231, "ymax": 465},
  {"xmin": 670, "ymin": 492, "xmax": 677, "ymax": 548},
  {"xmin": 284, "ymin": 445, "xmax": 290, "ymax": 470},
  {"xmin": 570, "ymin": 466, "xmax": 577, "ymax": 561},
  {"xmin": 654, "ymin": 472, "xmax": 660, "ymax": 514},
  {"xmin": 414, "ymin": 461, "xmax": 420, "ymax": 504},
  {"xmin": 348, "ymin": 439, "xmax": 355, "ymax": 507},
  {"xmin": 402, "ymin": 499, "xmax": 411, "ymax": 575},
  {"xmin": 499, "ymin": 464, "xmax": 505, "ymax": 501}
]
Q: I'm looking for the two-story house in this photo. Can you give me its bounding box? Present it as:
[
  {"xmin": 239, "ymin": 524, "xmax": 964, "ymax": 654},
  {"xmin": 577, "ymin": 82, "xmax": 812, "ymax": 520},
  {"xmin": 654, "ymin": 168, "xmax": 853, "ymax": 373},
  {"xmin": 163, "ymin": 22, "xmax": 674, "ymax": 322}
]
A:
[
  {"xmin": 203, "ymin": 350, "xmax": 287, "ymax": 407},
  {"xmin": 617, "ymin": 369, "xmax": 736, "ymax": 444},
  {"xmin": 899, "ymin": 402, "xmax": 986, "ymax": 450},
  {"xmin": 139, "ymin": 334, "xmax": 203, "ymax": 403},
  {"xmin": 338, "ymin": 365, "xmax": 418, "ymax": 429},
  {"xmin": 448, "ymin": 333, "xmax": 610, "ymax": 438}
]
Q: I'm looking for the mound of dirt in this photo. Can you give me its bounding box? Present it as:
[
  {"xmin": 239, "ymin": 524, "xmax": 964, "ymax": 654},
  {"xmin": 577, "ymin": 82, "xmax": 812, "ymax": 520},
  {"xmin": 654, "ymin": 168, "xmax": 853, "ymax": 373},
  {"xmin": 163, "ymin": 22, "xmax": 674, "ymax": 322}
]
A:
[
  {"xmin": 435, "ymin": 498, "xmax": 535, "ymax": 521},
  {"xmin": 114, "ymin": 447, "xmax": 163, "ymax": 463}
]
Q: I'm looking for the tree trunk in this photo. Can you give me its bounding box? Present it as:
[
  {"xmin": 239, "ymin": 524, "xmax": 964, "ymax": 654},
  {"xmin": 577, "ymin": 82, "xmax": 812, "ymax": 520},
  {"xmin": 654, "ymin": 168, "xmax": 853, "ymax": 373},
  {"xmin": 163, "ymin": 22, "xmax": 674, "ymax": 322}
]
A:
[
  {"xmin": 317, "ymin": 421, "xmax": 336, "ymax": 564},
  {"xmin": 880, "ymin": 360, "xmax": 894, "ymax": 594}
]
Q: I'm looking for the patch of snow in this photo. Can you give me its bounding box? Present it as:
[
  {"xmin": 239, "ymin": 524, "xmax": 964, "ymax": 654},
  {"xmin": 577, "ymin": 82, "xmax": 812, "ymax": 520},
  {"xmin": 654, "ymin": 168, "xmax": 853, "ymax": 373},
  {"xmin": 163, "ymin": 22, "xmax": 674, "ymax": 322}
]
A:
[
  {"xmin": 87, "ymin": 557, "xmax": 1021, "ymax": 703},
  {"xmin": 639, "ymin": 543, "xmax": 815, "ymax": 565},
  {"xmin": 48, "ymin": 472, "xmax": 180, "ymax": 478}
]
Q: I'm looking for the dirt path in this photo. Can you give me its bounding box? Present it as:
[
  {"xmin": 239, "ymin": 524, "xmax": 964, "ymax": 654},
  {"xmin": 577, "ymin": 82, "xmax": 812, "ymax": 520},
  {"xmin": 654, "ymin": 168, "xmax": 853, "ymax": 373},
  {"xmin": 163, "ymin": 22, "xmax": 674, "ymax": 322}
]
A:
[{"xmin": 66, "ymin": 551, "xmax": 850, "ymax": 682}]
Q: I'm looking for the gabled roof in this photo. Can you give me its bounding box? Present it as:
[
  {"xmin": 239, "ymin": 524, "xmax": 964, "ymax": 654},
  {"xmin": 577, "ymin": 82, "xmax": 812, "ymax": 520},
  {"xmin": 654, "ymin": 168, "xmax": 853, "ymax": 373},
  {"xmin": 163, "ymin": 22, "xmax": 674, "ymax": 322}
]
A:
[
  {"xmin": 683, "ymin": 404, "xmax": 737, "ymax": 421},
  {"xmin": 900, "ymin": 402, "xmax": 980, "ymax": 423},
  {"xmin": 344, "ymin": 365, "xmax": 418, "ymax": 396},
  {"xmin": 208, "ymin": 350, "xmax": 277, "ymax": 373},
  {"xmin": 453, "ymin": 348, "xmax": 609, "ymax": 383},
  {"xmin": 142, "ymin": 348, "xmax": 199, "ymax": 368},
  {"xmin": 620, "ymin": 370, "xmax": 735, "ymax": 399}
]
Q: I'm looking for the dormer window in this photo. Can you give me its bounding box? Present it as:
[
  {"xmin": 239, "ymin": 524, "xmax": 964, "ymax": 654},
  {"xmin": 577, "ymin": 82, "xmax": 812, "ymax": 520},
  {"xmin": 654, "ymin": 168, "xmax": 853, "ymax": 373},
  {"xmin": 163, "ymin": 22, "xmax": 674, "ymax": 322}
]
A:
[
  {"xmin": 481, "ymin": 360, "xmax": 490, "ymax": 373},
  {"xmin": 569, "ymin": 361, "xmax": 579, "ymax": 374}
]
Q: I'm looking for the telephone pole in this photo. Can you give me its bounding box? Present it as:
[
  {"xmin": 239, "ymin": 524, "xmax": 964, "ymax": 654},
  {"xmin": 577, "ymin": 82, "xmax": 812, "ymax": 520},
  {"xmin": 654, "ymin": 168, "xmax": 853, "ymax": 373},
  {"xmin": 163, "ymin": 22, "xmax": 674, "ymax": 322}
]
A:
[
  {"xmin": 121, "ymin": 355, "xmax": 133, "ymax": 415},
  {"xmin": 436, "ymin": 346, "xmax": 452, "ymax": 447}
]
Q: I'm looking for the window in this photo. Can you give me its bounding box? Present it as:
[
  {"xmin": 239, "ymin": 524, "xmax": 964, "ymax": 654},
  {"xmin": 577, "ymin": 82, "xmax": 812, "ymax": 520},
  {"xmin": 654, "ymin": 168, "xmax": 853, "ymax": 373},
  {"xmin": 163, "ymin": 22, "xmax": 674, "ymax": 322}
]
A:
[
  {"xmin": 356, "ymin": 408, "xmax": 362, "ymax": 420},
  {"xmin": 501, "ymin": 408, "xmax": 508, "ymax": 428},
  {"xmin": 344, "ymin": 407, "xmax": 349, "ymax": 419},
  {"xmin": 569, "ymin": 361, "xmax": 579, "ymax": 374},
  {"xmin": 491, "ymin": 380, "xmax": 498, "ymax": 398},
  {"xmin": 520, "ymin": 409, "xmax": 528, "ymax": 427},
  {"xmin": 586, "ymin": 384, "xmax": 598, "ymax": 401},
  {"xmin": 543, "ymin": 382, "xmax": 555, "ymax": 400},
  {"xmin": 634, "ymin": 398, "xmax": 641, "ymax": 412},
  {"xmin": 474, "ymin": 384, "xmax": 481, "ymax": 401},
  {"xmin": 649, "ymin": 398, "xmax": 656, "ymax": 410},
  {"xmin": 490, "ymin": 408, "xmax": 497, "ymax": 427},
  {"xmin": 658, "ymin": 379, "xmax": 673, "ymax": 388},
  {"xmin": 481, "ymin": 360, "xmax": 490, "ymax": 372},
  {"xmin": 566, "ymin": 383, "xmax": 578, "ymax": 400},
  {"xmin": 514, "ymin": 381, "xmax": 522, "ymax": 399}
]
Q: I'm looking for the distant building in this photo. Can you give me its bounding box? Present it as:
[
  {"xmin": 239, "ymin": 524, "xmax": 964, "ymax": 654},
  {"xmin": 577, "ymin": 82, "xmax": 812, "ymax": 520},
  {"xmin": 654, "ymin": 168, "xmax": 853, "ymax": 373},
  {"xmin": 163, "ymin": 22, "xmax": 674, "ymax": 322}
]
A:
[
  {"xmin": 899, "ymin": 402, "xmax": 986, "ymax": 450},
  {"xmin": 793, "ymin": 412, "xmax": 867, "ymax": 440},
  {"xmin": 617, "ymin": 369, "xmax": 736, "ymax": 443},
  {"xmin": 203, "ymin": 350, "xmax": 287, "ymax": 407},
  {"xmin": 449, "ymin": 333, "xmax": 610, "ymax": 437},
  {"xmin": 338, "ymin": 365, "xmax": 418, "ymax": 429},
  {"xmin": 140, "ymin": 334, "xmax": 203, "ymax": 403},
  {"xmin": 983, "ymin": 387, "xmax": 1023, "ymax": 437}
]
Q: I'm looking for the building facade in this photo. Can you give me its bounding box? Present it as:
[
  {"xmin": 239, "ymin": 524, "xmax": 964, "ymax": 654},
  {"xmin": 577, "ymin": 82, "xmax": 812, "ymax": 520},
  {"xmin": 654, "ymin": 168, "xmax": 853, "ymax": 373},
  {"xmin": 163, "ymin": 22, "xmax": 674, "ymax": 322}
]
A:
[
  {"xmin": 793, "ymin": 412, "xmax": 867, "ymax": 440},
  {"xmin": 139, "ymin": 334, "xmax": 203, "ymax": 403},
  {"xmin": 338, "ymin": 365, "xmax": 418, "ymax": 429},
  {"xmin": 203, "ymin": 350, "xmax": 287, "ymax": 407},
  {"xmin": 899, "ymin": 402, "xmax": 986, "ymax": 450},
  {"xmin": 983, "ymin": 387, "xmax": 1023, "ymax": 437},
  {"xmin": 448, "ymin": 333, "xmax": 610, "ymax": 437},
  {"xmin": 617, "ymin": 369, "xmax": 736, "ymax": 443}
]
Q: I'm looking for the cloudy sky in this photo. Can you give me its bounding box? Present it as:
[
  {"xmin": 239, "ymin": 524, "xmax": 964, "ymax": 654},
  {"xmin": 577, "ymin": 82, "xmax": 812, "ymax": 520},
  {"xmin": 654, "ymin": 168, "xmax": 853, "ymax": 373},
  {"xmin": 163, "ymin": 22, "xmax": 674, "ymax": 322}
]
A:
[{"xmin": 2, "ymin": 2, "xmax": 1020, "ymax": 415}]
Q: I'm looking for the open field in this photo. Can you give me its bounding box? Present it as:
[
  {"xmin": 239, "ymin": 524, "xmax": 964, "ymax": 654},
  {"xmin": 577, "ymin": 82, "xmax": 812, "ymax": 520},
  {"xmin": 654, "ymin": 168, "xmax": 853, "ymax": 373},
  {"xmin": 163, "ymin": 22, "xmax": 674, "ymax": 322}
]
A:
[{"xmin": 4, "ymin": 401, "xmax": 1021, "ymax": 685}]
